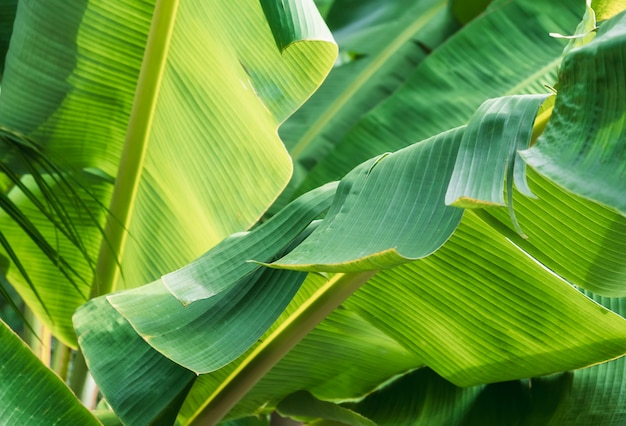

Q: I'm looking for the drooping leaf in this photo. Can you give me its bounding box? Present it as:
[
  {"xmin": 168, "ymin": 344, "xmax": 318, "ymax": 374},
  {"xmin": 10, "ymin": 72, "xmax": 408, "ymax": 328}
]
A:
[
  {"xmin": 79, "ymin": 182, "xmax": 334, "ymax": 377},
  {"xmin": 180, "ymin": 209, "xmax": 626, "ymax": 421},
  {"xmin": 0, "ymin": 0, "xmax": 336, "ymax": 346},
  {"xmin": 163, "ymin": 182, "xmax": 338, "ymax": 304},
  {"xmin": 474, "ymin": 168, "xmax": 626, "ymax": 297},
  {"xmin": 73, "ymin": 297, "xmax": 196, "ymax": 425},
  {"xmin": 108, "ymin": 266, "xmax": 308, "ymax": 374},
  {"xmin": 522, "ymin": 9, "xmax": 626, "ymax": 215},
  {"xmin": 0, "ymin": 319, "xmax": 99, "ymax": 425},
  {"xmin": 297, "ymin": 0, "xmax": 584, "ymax": 194},
  {"xmin": 344, "ymin": 211, "xmax": 626, "ymax": 387},
  {"xmin": 342, "ymin": 293, "xmax": 626, "ymax": 426},
  {"xmin": 272, "ymin": 127, "xmax": 464, "ymax": 271},
  {"xmin": 178, "ymin": 273, "xmax": 423, "ymax": 423}
]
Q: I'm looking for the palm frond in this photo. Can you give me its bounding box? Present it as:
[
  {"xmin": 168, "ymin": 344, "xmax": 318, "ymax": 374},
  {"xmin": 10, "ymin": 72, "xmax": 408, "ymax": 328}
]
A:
[{"xmin": 0, "ymin": 128, "xmax": 106, "ymax": 325}]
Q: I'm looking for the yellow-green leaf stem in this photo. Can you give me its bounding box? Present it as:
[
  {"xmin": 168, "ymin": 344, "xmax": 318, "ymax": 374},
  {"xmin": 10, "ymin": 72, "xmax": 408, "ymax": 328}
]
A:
[
  {"xmin": 91, "ymin": 0, "xmax": 179, "ymax": 298},
  {"xmin": 187, "ymin": 271, "xmax": 377, "ymax": 425}
]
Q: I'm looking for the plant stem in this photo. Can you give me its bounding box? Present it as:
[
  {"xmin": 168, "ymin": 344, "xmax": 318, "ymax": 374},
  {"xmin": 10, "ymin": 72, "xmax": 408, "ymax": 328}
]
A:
[
  {"xmin": 188, "ymin": 270, "xmax": 377, "ymax": 425},
  {"xmin": 23, "ymin": 307, "xmax": 51, "ymax": 366},
  {"xmin": 89, "ymin": 0, "xmax": 179, "ymax": 299},
  {"xmin": 68, "ymin": 349, "xmax": 89, "ymax": 400},
  {"xmin": 51, "ymin": 341, "xmax": 72, "ymax": 381}
]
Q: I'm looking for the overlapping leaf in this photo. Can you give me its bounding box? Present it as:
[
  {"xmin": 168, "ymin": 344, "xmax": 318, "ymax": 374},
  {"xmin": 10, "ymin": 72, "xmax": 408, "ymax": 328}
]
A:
[
  {"xmin": 0, "ymin": 0, "xmax": 336, "ymax": 346},
  {"xmin": 522, "ymin": 9, "xmax": 626, "ymax": 215},
  {"xmin": 272, "ymin": 127, "xmax": 464, "ymax": 271},
  {"xmin": 296, "ymin": 0, "xmax": 584, "ymax": 194},
  {"xmin": 340, "ymin": 293, "xmax": 626, "ymax": 426},
  {"xmin": 279, "ymin": 0, "xmax": 458, "ymax": 190},
  {"xmin": 177, "ymin": 273, "xmax": 422, "ymax": 423}
]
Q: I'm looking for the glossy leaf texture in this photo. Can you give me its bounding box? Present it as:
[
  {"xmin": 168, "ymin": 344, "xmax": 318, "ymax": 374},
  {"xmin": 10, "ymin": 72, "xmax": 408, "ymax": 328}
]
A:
[
  {"xmin": 338, "ymin": 293, "xmax": 626, "ymax": 426},
  {"xmin": 295, "ymin": 0, "xmax": 584, "ymax": 195},
  {"xmin": 180, "ymin": 210, "xmax": 626, "ymax": 422},
  {"xmin": 0, "ymin": 0, "xmax": 336, "ymax": 346},
  {"xmin": 272, "ymin": 127, "xmax": 464, "ymax": 271},
  {"xmin": 74, "ymin": 297, "xmax": 196, "ymax": 425},
  {"xmin": 278, "ymin": 0, "xmax": 459, "ymax": 199},
  {"xmin": 175, "ymin": 1, "xmax": 626, "ymax": 422},
  {"xmin": 80, "ymin": 181, "xmax": 337, "ymax": 382},
  {"xmin": 0, "ymin": 319, "xmax": 99, "ymax": 425},
  {"xmin": 522, "ymin": 9, "xmax": 626, "ymax": 216}
]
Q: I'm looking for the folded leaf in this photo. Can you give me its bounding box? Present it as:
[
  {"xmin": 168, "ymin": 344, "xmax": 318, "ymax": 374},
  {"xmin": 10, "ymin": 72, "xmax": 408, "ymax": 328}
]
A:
[
  {"xmin": 345, "ymin": 211, "xmax": 626, "ymax": 387},
  {"xmin": 522, "ymin": 10, "xmax": 626, "ymax": 215},
  {"xmin": 109, "ymin": 267, "xmax": 308, "ymax": 374},
  {"xmin": 445, "ymin": 94, "xmax": 551, "ymax": 208},
  {"xmin": 74, "ymin": 297, "xmax": 196, "ymax": 425},
  {"xmin": 272, "ymin": 127, "xmax": 464, "ymax": 271},
  {"xmin": 163, "ymin": 182, "xmax": 337, "ymax": 304}
]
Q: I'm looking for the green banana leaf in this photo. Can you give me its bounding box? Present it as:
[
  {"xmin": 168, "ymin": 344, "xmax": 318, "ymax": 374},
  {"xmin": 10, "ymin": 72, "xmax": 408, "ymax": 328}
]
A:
[
  {"xmin": 0, "ymin": 319, "xmax": 98, "ymax": 425},
  {"xmin": 278, "ymin": 0, "xmax": 459, "ymax": 190},
  {"xmin": 4, "ymin": 1, "xmax": 626, "ymax": 425},
  {"xmin": 296, "ymin": 0, "xmax": 585, "ymax": 194},
  {"xmin": 336, "ymin": 293, "xmax": 626, "ymax": 426},
  {"xmin": 0, "ymin": 0, "xmax": 336, "ymax": 346},
  {"xmin": 522, "ymin": 9, "xmax": 626, "ymax": 215},
  {"xmin": 178, "ymin": 2, "xmax": 626, "ymax": 422},
  {"xmin": 0, "ymin": 0, "xmax": 17, "ymax": 78}
]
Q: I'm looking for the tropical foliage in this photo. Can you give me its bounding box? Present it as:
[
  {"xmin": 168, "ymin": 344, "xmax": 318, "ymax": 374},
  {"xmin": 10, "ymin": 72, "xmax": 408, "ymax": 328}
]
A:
[{"xmin": 1, "ymin": 0, "xmax": 626, "ymax": 425}]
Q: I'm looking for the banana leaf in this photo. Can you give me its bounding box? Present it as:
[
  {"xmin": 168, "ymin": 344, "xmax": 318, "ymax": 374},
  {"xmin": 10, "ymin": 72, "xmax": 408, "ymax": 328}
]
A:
[
  {"xmin": 0, "ymin": 319, "xmax": 98, "ymax": 425},
  {"xmin": 0, "ymin": 0, "xmax": 336, "ymax": 346}
]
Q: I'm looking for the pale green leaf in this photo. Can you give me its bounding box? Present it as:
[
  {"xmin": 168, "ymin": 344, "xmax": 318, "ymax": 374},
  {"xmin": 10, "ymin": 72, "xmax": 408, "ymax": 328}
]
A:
[
  {"xmin": 345, "ymin": 211, "xmax": 626, "ymax": 387},
  {"xmin": 0, "ymin": 0, "xmax": 336, "ymax": 346},
  {"xmin": 474, "ymin": 169, "xmax": 626, "ymax": 297},
  {"xmin": 343, "ymin": 293, "xmax": 626, "ymax": 426}
]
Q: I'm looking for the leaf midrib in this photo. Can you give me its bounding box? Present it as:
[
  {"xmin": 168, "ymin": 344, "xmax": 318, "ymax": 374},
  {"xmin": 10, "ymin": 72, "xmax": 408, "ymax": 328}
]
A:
[{"xmin": 91, "ymin": 0, "xmax": 180, "ymax": 298}]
